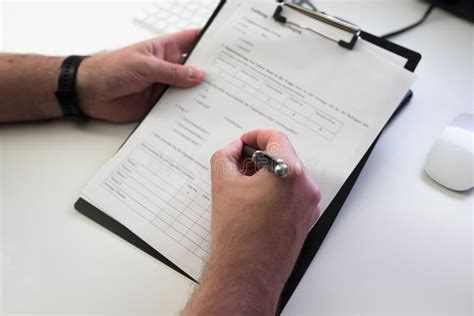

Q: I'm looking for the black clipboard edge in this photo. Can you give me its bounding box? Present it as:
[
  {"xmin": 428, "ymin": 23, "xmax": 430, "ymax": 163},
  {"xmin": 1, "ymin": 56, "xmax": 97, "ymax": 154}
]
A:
[
  {"xmin": 75, "ymin": 198, "xmax": 196, "ymax": 281},
  {"xmin": 360, "ymin": 31, "xmax": 421, "ymax": 71}
]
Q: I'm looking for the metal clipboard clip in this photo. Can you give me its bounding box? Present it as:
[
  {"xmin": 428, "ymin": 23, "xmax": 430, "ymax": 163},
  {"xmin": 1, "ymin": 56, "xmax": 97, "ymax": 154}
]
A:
[{"xmin": 273, "ymin": 1, "xmax": 361, "ymax": 50}]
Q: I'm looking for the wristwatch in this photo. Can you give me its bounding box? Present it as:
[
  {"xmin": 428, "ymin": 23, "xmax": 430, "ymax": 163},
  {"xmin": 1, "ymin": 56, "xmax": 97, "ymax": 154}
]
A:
[{"xmin": 54, "ymin": 55, "xmax": 89, "ymax": 118}]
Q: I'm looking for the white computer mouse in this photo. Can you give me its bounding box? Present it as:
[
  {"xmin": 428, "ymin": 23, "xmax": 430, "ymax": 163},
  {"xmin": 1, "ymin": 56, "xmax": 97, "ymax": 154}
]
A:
[{"xmin": 424, "ymin": 112, "xmax": 474, "ymax": 192}]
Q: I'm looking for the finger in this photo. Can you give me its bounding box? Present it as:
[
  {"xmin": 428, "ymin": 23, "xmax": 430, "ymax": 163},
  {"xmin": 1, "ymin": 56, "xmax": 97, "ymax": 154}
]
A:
[
  {"xmin": 241, "ymin": 129, "xmax": 297, "ymax": 159},
  {"xmin": 159, "ymin": 28, "xmax": 202, "ymax": 54},
  {"xmin": 148, "ymin": 59, "xmax": 205, "ymax": 88},
  {"xmin": 241, "ymin": 129, "xmax": 302, "ymax": 175},
  {"xmin": 210, "ymin": 139, "xmax": 244, "ymax": 182}
]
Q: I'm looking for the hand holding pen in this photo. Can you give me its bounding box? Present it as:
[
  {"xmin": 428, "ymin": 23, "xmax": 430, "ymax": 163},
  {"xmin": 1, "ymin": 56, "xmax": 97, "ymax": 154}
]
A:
[
  {"xmin": 206, "ymin": 130, "xmax": 321, "ymax": 304},
  {"xmin": 242, "ymin": 145, "xmax": 289, "ymax": 178}
]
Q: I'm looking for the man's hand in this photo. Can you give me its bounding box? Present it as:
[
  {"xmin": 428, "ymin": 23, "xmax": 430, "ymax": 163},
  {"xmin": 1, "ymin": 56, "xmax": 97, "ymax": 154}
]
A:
[
  {"xmin": 77, "ymin": 29, "xmax": 204, "ymax": 122},
  {"xmin": 0, "ymin": 29, "xmax": 204, "ymax": 123},
  {"xmin": 183, "ymin": 130, "xmax": 321, "ymax": 315}
]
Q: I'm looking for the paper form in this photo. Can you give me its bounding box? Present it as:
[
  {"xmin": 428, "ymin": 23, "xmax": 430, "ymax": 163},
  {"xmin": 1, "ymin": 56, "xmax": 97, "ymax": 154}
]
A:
[{"xmin": 80, "ymin": 1, "xmax": 416, "ymax": 280}]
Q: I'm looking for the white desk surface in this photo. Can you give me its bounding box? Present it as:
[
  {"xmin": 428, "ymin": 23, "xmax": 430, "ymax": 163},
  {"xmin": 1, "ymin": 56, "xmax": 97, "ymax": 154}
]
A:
[{"xmin": 1, "ymin": 1, "xmax": 472, "ymax": 315}]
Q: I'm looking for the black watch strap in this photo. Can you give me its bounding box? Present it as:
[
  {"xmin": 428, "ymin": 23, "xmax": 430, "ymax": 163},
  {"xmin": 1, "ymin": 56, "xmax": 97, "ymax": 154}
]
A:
[{"xmin": 55, "ymin": 55, "xmax": 88, "ymax": 118}]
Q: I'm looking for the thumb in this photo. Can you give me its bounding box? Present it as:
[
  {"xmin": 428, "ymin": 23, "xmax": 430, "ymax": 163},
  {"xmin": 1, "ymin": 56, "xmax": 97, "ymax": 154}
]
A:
[
  {"xmin": 149, "ymin": 59, "xmax": 205, "ymax": 88},
  {"xmin": 210, "ymin": 140, "xmax": 244, "ymax": 181}
]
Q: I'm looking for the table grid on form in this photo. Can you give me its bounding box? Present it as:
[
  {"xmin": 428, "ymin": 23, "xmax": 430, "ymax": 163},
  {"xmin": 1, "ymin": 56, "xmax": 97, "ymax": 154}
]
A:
[
  {"xmin": 102, "ymin": 142, "xmax": 212, "ymax": 262},
  {"xmin": 210, "ymin": 50, "xmax": 344, "ymax": 141}
]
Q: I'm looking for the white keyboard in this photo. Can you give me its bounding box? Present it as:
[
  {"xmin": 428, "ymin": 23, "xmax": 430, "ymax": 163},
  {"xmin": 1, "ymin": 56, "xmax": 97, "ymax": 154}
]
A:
[
  {"xmin": 134, "ymin": 0, "xmax": 318, "ymax": 35},
  {"xmin": 134, "ymin": 0, "xmax": 220, "ymax": 35}
]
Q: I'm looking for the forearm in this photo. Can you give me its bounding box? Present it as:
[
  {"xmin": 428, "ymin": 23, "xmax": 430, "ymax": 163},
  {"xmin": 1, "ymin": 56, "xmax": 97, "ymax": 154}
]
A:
[
  {"xmin": 183, "ymin": 259, "xmax": 286, "ymax": 315},
  {"xmin": 0, "ymin": 54, "xmax": 64, "ymax": 122}
]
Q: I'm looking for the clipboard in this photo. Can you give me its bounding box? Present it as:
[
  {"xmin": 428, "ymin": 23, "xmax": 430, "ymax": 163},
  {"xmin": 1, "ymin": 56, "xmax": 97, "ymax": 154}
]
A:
[{"xmin": 75, "ymin": 0, "xmax": 421, "ymax": 312}]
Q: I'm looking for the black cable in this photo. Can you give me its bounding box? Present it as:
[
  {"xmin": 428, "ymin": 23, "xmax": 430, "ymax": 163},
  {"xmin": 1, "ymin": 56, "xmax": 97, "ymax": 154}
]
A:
[{"xmin": 381, "ymin": 2, "xmax": 437, "ymax": 39}]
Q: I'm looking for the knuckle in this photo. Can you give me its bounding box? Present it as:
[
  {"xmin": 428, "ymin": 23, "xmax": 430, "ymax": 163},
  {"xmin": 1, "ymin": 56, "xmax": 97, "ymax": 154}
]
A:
[
  {"xmin": 210, "ymin": 149, "xmax": 225, "ymax": 165},
  {"xmin": 297, "ymin": 175, "xmax": 321, "ymax": 206},
  {"xmin": 210, "ymin": 151, "xmax": 231, "ymax": 179},
  {"xmin": 210, "ymin": 150, "xmax": 221, "ymax": 162},
  {"xmin": 313, "ymin": 185, "xmax": 321, "ymax": 203}
]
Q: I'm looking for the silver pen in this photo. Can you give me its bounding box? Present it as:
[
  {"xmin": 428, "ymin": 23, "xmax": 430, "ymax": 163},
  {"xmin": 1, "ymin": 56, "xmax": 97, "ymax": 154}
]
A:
[{"xmin": 242, "ymin": 145, "xmax": 289, "ymax": 177}]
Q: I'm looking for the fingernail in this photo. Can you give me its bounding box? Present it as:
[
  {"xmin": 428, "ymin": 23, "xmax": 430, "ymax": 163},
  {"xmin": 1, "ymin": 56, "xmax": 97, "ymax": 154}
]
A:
[{"xmin": 187, "ymin": 67, "xmax": 204, "ymax": 81}]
